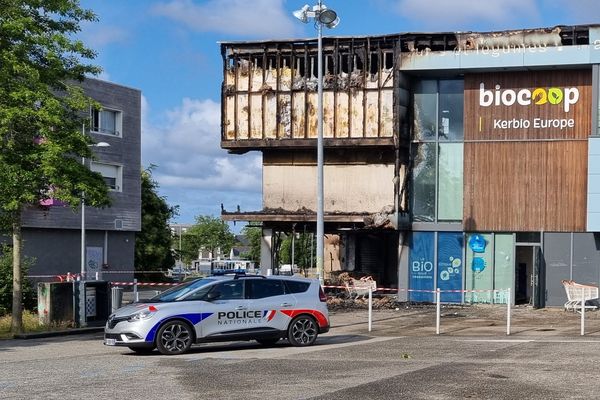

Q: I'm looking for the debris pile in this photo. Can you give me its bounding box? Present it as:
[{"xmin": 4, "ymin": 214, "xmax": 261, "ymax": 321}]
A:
[{"xmin": 327, "ymin": 295, "xmax": 398, "ymax": 311}]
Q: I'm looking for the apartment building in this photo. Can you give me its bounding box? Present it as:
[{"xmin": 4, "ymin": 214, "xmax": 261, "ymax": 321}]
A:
[{"xmin": 21, "ymin": 78, "xmax": 141, "ymax": 282}]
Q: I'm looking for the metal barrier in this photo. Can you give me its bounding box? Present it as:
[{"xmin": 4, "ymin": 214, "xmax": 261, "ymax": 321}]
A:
[
  {"xmin": 359, "ymin": 286, "xmax": 593, "ymax": 336},
  {"xmin": 111, "ymin": 286, "xmax": 123, "ymax": 313},
  {"xmin": 362, "ymin": 287, "xmax": 513, "ymax": 335},
  {"xmin": 33, "ymin": 276, "xmax": 594, "ymax": 335}
]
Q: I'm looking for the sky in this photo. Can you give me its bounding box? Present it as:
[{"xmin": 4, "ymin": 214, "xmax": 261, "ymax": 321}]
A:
[{"xmin": 78, "ymin": 0, "xmax": 600, "ymax": 227}]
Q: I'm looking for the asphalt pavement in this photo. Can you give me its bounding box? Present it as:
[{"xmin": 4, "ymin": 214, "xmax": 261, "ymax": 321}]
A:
[{"xmin": 2, "ymin": 305, "xmax": 600, "ymax": 399}]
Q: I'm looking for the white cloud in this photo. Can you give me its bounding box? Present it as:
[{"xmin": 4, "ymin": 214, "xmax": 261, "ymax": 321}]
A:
[
  {"xmin": 152, "ymin": 0, "xmax": 300, "ymax": 38},
  {"xmin": 95, "ymin": 69, "xmax": 111, "ymax": 81},
  {"xmin": 142, "ymin": 97, "xmax": 262, "ymax": 221},
  {"xmin": 157, "ymin": 157, "xmax": 261, "ymax": 191},
  {"xmin": 81, "ymin": 24, "xmax": 129, "ymax": 48},
  {"xmin": 393, "ymin": 0, "xmax": 540, "ymax": 30}
]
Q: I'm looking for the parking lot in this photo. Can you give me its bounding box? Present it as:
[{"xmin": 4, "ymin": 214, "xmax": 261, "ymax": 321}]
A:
[{"xmin": 2, "ymin": 307, "xmax": 600, "ymax": 399}]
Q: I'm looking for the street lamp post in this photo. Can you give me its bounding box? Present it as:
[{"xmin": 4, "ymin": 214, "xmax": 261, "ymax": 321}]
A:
[
  {"xmin": 293, "ymin": 2, "xmax": 339, "ymax": 285},
  {"xmin": 78, "ymin": 129, "xmax": 109, "ymax": 328},
  {"xmin": 80, "ymin": 129, "xmax": 110, "ymax": 281}
]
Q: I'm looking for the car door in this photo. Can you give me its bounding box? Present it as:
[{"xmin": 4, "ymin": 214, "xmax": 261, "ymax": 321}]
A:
[
  {"xmin": 200, "ymin": 279, "xmax": 249, "ymax": 338},
  {"xmin": 179, "ymin": 282, "xmax": 217, "ymax": 339},
  {"xmin": 246, "ymin": 278, "xmax": 297, "ymax": 332}
]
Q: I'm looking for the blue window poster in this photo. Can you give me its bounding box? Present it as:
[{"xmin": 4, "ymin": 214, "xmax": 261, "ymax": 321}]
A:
[
  {"xmin": 437, "ymin": 232, "xmax": 463, "ymax": 303},
  {"xmin": 409, "ymin": 232, "xmax": 435, "ymax": 302}
]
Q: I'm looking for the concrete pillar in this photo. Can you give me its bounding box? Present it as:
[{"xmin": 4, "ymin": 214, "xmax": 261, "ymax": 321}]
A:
[
  {"xmin": 260, "ymin": 228, "xmax": 273, "ymax": 275},
  {"xmin": 397, "ymin": 232, "xmax": 409, "ymax": 302}
]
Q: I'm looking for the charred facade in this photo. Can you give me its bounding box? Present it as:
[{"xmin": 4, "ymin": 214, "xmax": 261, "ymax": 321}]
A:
[{"xmin": 220, "ymin": 24, "xmax": 600, "ymax": 306}]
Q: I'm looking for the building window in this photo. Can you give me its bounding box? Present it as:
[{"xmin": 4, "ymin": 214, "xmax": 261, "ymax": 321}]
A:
[
  {"xmin": 90, "ymin": 162, "xmax": 122, "ymax": 192},
  {"xmin": 438, "ymin": 143, "xmax": 464, "ymax": 220},
  {"xmin": 412, "ymin": 143, "xmax": 436, "ymax": 221},
  {"xmin": 464, "ymin": 233, "xmax": 514, "ymax": 304},
  {"xmin": 412, "ymin": 79, "xmax": 464, "ymax": 223},
  {"xmin": 91, "ymin": 107, "xmax": 122, "ymax": 136}
]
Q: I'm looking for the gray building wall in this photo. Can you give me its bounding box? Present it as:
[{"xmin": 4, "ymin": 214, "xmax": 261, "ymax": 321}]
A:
[
  {"xmin": 18, "ymin": 78, "xmax": 141, "ymax": 279},
  {"xmin": 544, "ymin": 232, "xmax": 600, "ymax": 307},
  {"xmin": 21, "ymin": 78, "xmax": 142, "ymax": 232},
  {"xmin": 23, "ymin": 228, "xmax": 135, "ymax": 282}
]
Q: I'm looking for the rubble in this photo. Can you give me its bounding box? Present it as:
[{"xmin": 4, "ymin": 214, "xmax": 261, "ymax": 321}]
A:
[{"xmin": 327, "ymin": 295, "xmax": 398, "ymax": 311}]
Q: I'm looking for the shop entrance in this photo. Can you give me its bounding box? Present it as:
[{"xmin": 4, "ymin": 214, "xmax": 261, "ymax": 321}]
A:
[{"xmin": 515, "ymin": 245, "xmax": 544, "ymax": 307}]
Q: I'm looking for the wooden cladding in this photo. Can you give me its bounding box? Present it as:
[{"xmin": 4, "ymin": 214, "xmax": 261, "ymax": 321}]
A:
[
  {"xmin": 464, "ymin": 141, "xmax": 587, "ymax": 231},
  {"xmin": 464, "ymin": 70, "xmax": 592, "ymax": 141}
]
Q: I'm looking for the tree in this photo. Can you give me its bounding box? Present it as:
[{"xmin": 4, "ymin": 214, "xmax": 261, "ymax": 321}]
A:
[
  {"xmin": 135, "ymin": 167, "xmax": 178, "ymax": 281},
  {"xmin": 241, "ymin": 225, "xmax": 261, "ymax": 265},
  {"xmin": 0, "ymin": 1, "xmax": 110, "ymax": 333},
  {"xmin": 0, "ymin": 245, "xmax": 35, "ymax": 316},
  {"xmin": 279, "ymin": 231, "xmax": 315, "ymax": 274},
  {"xmin": 181, "ymin": 216, "xmax": 235, "ymax": 265}
]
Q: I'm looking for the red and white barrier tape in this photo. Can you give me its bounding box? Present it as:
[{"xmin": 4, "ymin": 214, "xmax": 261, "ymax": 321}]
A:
[
  {"xmin": 29, "ymin": 276, "xmax": 509, "ymax": 294},
  {"xmin": 110, "ymin": 282, "xmax": 180, "ymax": 286},
  {"xmin": 322, "ymin": 285, "xmax": 508, "ymax": 294}
]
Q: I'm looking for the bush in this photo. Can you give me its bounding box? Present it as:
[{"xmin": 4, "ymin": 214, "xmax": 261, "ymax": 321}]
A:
[
  {"xmin": 0, "ymin": 310, "xmax": 73, "ymax": 338},
  {"xmin": 0, "ymin": 245, "xmax": 37, "ymax": 316}
]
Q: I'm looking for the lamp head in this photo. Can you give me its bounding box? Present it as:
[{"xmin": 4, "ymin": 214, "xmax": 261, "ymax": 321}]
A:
[
  {"xmin": 293, "ymin": 4, "xmax": 311, "ymax": 23},
  {"xmin": 317, "ymin": 8, "xmax": 337, "ymax": 25},
  {"xmin": 293, "ymin": 3, "xmax": 339, "ymax": 29},
  {"xmin": 324, "ymin": 15, "xmax": 340, "ymax": 29}
]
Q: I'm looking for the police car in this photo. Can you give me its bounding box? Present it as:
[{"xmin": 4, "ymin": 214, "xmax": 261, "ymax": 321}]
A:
[{"xmin": 104, "ymin": 274, "xmax": 330, "ymax": 355}]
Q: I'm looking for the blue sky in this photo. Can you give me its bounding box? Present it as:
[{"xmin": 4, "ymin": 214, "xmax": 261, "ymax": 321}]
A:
[{"xmin": 78, "ymin": 0, "xmax": 600, "ymax": 226}]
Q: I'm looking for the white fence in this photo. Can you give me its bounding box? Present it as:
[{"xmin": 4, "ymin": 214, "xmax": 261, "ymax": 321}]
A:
[{"xmin": 363, "ymin": 287, "xmax": 593, "ymax": 336}]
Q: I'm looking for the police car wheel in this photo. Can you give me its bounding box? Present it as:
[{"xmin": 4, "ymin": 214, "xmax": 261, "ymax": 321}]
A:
[
  {"xmin": 256, "ymin": 338, "xmax": 279, "ymax": 346},
  {"xmin": 128, "ymin": 346, "xmax": 155, "ymax": 354},
  {"xmin": 287, "ymin": 315, "xmax": 318, "ymax": 346},
  {"xmin": 156, "ymin": 320, "xmax": 194, "ymax": 355}
]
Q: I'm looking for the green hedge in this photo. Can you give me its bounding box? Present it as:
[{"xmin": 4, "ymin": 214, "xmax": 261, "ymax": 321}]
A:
[{"xmin": 0, "ymin": 245, "xmax": 36, "ymax": 316}]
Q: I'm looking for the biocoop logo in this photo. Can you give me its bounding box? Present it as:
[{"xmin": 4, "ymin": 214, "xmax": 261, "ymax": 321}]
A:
[{"xmin": 479, "ymin": 83, "xmax": 579, "ymax": 112}]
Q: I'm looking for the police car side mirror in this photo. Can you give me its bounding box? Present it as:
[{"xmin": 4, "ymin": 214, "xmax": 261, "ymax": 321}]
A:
[{"xmin": 205, "ymin": 291, "xmax": 221, "ymax": 301}]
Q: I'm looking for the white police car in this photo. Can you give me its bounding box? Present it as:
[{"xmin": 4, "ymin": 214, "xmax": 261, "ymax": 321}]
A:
[{"xmin": 104, "ymin": 274, "xmax": 330, "ymax": 355}]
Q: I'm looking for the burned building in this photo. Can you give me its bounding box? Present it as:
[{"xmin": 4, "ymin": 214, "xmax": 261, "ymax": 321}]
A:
[{"xmin": 220, "ymin": 24, "xmax": 600, "ymax": 307}]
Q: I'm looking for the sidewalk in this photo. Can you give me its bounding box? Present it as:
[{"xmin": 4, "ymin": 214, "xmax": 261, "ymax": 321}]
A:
[
  {"xmin": 329, "ymin": 304, "xmax": 600, "ymax": 337},
  {"xmin": 7, "ymin": 303, "xmax": 600, "ymax": 340},
  {"xmin": 12, "ymin": 326, "xmax": 104, "ymax": 340}
]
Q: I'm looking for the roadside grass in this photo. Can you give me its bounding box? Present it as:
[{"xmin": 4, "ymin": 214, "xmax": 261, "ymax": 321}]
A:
[{"xmin": 0, "ymin": 311, "xmax": 74, "ymax": 339}]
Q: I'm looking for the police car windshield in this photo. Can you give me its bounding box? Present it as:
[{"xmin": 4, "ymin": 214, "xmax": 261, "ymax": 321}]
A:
[{"xmin": 151, "ymin": 278, "xmax": 216, "ymax": 302}]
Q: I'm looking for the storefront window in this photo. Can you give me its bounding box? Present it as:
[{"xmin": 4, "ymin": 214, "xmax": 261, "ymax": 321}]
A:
[
  {"xmin": 438, "ymin": 80, "xmax": 464, "ymax": 141},
  {"xmin": 413, "ymin": 80, "xmax": 437, "ymax": 141},
  {"xmin": 412, "ymin": 79, "xmax": 464, "ymax": 223},
  {"xmin": 412, "ymin": 143, "xmax": 436, "ymax": 221},
  {"xmin": 465, "ymin": 233, "xmax": 494, "ymax": 303},
  {"xmin": 438, "ymin": 143, "xmax": 463, "ymax": 221},
  {"xmin": 437, "ymin": 232, "xmax": 463, "ymax": 303},
  {"xmin": 494, "ymin": 234, "xmax": 514, "ymax": 304},
  {"xmin": 409, "ymin": 232, "xmax": 435, "ymax": 302}
]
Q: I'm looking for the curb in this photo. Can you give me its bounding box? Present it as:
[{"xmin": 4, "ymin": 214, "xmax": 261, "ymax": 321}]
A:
[{"xmin": 13, "ymin": 327, "xmax": 104, "ymax": 340}]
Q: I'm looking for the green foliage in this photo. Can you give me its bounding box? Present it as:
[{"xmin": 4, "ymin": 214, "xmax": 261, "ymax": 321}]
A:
[
  {"xmin": 0, "ymin": 245, "xmax": 36, "ymax": 316},
  {"xmin": 0, "ymin": 310, "xmax": 72, "ymax": 338},
  {"xmin": 135, "ymin": 167, "xmax": 178, "ymax": 280},
  {"xmin": 181, "ymin": 216, "xmax": 236, "ymax": 265},
  {"xmin": 279, "ymin": 232, "xmax": 315, "ymax": 271},
  {"xmin": 241, "ymin": 225, "xmax": 261, "ymax": 264},
  {"xmin": 0, "ymin": 0, "xmax": 107, "ymax": 332},
  {"xmin": 0, "ymin": 1, "xmax": 109, "ymax": 214}
]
